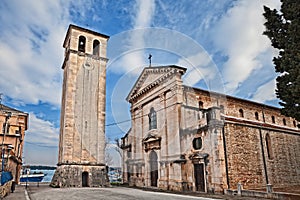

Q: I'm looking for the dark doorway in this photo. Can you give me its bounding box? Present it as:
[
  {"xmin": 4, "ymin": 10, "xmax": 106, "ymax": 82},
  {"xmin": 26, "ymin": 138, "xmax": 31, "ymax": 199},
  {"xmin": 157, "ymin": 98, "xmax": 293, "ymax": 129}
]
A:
[
  {"xmin": 149, "ymin": 151, "xmax": 158, "ymax": 187},
  {"xmin": 194, "ymin": 164, "xmax": 205, "ymax": 192},
  {"xmin": 127, "ymin": 165, "xmax": 131, "ymax": 182},
  {"xmin": 82, "ymin": 171, "xmax": 89, "ymax": 187}
]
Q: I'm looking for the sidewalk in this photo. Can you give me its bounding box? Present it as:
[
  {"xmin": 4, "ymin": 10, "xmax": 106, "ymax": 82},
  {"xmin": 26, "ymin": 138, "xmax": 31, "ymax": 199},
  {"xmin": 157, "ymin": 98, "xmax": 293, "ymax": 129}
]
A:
[{"xmin": 3, "ymin": 184, "xmax": 29, "ymax": 200}]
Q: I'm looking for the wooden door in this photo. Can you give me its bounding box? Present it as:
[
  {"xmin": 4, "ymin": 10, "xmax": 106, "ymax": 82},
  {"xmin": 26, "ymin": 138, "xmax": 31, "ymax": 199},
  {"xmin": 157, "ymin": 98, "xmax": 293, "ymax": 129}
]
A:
[
  {"xmin": 150, "ymin": 151, "xmax": 158, "ymax": 187},
  {"xmin": 82, "ymin": 171, "xmax": 89, "ymax": 187},
  {"xmin": 194, "ymin": 164, "xmax": 205, "ymax": 192}
]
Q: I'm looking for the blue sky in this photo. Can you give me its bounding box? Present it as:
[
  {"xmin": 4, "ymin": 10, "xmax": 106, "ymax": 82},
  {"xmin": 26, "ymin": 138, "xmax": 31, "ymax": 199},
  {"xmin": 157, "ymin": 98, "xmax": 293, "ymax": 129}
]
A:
[{"xmin": 0, "ymin": 0, "xmax": 281, "ymax": 166}]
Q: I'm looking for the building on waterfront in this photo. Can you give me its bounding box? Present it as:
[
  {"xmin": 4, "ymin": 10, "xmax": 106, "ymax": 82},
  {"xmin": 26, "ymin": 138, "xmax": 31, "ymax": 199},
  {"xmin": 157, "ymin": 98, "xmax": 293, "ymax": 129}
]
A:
[
  {"xmin": 51, "ymin": 25, "xmax": 109, "ymax": 187},
  {"xmin": 108, "ymin": 167, "xmax": 122, "ymax": 183},
  {"xmin": 121, "ymin": 65, "xmax": 300, "ymax": 193},
  {"xmin": 0, "ymin": 104, "xmax": 28, "ymax": 184}
]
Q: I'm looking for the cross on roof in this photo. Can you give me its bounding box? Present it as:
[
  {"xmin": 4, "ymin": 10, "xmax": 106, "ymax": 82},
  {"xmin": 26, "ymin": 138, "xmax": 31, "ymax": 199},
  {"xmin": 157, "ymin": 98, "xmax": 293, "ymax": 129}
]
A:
[{"xmin": 148, "ymin": 54, "xmax": 152, "ymax": 67}]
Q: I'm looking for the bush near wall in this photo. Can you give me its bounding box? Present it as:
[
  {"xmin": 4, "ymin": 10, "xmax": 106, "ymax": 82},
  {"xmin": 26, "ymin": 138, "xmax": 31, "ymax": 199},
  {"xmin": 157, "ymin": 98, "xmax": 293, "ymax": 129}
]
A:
[{"xmin": 0, "ymin": 180, "xmax": 12, "ymax": 198}]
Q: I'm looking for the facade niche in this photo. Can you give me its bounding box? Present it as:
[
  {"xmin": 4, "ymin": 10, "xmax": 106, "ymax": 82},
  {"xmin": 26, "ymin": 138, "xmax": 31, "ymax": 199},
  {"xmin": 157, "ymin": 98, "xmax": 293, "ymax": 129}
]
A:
[
  {"xmin": 265, "ymin": 133, "xmax": 273, "ymax": 160},
  {"xmin": 78, "ymin": 36, "xmax": 86, "ymax": 52}
]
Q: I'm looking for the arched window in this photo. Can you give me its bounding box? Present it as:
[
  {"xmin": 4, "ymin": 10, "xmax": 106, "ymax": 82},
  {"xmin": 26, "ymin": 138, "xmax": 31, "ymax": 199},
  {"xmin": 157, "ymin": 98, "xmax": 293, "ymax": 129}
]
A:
[
  {"xmin": 239, "ymin": 109, "xmax": 244, "ymax": 118},
  {"xmin": 93, "ymin": 40, "xmax": 100, "ymax": 56},
  {"xmin": 283, "ymin": 118, "xmax": 286, "ymax": 126},
  {"xmin": 149, "ymin": 107, "xmax": 157, "ymax": 130},
  {"xmin": 271, "ymin": 116, "xmax": 275, "ymax": 123},
  {"xmin": 255, "ymin": 112, "xmax": 259, "ymax": 120},
  {"xmin": 78, "ymin": 36, "xmax": 86, "ymax": 52},
  {"xmin": 266, "ymin": 133, "xmax": 273, "ymax": 159}
]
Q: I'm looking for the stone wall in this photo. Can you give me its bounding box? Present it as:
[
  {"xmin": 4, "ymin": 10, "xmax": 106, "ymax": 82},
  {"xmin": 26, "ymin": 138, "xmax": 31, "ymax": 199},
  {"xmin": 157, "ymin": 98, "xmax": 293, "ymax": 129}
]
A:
[
  {"xmin": 224, "ymin": 123, "xmax": 265, "ymax": 189},
  {"xmin": 265, "ymin": 130, "xmax": 300, "ymax": 187},
  {"xmin": 224, "ymin": 122, "xmax": 300, "ymax": 190},
  {"xmin": 51, "ymin": 165, "xmax": 108, "ymax": 188}
]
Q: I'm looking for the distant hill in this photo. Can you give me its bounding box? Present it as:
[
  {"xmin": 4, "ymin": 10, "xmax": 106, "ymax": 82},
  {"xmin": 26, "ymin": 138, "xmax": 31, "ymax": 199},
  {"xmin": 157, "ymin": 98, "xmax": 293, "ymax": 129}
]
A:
[{"xmin": 25, "ymin": 165, "xmax": 57, "ymax": 170}]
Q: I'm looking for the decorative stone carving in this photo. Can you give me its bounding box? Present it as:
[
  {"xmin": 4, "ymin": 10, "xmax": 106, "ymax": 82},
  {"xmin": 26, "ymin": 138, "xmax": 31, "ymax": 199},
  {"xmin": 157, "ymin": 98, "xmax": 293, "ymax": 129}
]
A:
[{"xmin": 143, "ymin": 133, "xmax": 161, "ymax": 152}]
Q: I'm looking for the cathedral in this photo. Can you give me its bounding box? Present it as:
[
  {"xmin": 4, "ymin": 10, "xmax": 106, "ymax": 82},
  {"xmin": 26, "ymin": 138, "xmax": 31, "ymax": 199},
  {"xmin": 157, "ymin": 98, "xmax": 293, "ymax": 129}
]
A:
[
  {"xmin": 121, "ymin": 65, "xmax": 300, "ymax": 193},
  {"xmin": 50, "ymin": 25, "xmax": 300, "ymax": 192}
]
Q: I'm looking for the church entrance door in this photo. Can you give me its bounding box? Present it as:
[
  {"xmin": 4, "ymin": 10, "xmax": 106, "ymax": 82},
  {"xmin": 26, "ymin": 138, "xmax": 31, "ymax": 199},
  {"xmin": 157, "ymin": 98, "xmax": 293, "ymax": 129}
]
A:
[
  {"xmin": 194, "ymin": 163, "xmax": 205, "ymax": 192},
  {"xmin": 149, "ymin": 151, "xmax": 158, "ymax": 187},
  {"xmin": 82, "ymin": 171, "xmax": 89, "ymax": 187}
]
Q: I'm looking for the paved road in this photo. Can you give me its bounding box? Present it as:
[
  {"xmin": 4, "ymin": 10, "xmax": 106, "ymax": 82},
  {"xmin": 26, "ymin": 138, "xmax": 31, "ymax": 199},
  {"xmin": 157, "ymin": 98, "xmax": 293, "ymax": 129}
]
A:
[{"xmin": 27, "ymin": 186, "xmax": 220, "ymax": 200}]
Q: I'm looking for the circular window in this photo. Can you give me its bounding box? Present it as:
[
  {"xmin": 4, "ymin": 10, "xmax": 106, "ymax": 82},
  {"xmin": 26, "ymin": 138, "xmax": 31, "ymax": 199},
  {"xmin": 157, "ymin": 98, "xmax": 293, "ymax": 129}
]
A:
[{"xmin": 193, "ymin": 137, "xmax": 202, "ymax": 150}]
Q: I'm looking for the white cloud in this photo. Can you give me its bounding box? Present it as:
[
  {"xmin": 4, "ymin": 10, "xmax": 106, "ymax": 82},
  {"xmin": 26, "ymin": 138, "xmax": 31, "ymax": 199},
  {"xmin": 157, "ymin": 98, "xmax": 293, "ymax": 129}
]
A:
[
  {"xmin": 23, "ymin": 112, "xmax": 59, "ymax": 165},
  {"xmin": 0, "ymin": 0, "xmax": 88, "ymax": 165},
  {"xmin": 110, "ymin": 0, "xmax": 155, "ymax": 74},
  {"xmin": 25, "ymin": 113, "xmax": 59, "ymax": 146},
  {"xmin": 0, "ymin": 0, "xmax": 72, "ymax": 106},
  {"xmin": 178, "ymin": 51, "xmax": 218, "ymax": 86},
  {"xmin": 252, "ymin": 79, "xmax": 277, "ymax": 103},
  {"xmin": 134, "ymin": 0, "xmax": 155, "ymax": 28},
  {"xmin": 211, "ymin": 0, "xmax": 281, "ymax": 94}
]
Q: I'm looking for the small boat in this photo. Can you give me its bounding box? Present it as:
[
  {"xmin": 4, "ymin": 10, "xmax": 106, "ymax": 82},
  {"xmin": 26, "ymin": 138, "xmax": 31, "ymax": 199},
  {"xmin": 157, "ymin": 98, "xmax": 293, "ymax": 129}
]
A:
[{"xmin": 20, "ymin": 168, "xmax": 45, "ymax": 182}]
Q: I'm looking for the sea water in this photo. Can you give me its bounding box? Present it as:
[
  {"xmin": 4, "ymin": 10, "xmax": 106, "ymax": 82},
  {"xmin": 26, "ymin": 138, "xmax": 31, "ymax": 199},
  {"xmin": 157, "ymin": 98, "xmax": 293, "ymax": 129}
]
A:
[{"xmin": 31, "ymin": 169, "xmax": 55, "ymax": 183}]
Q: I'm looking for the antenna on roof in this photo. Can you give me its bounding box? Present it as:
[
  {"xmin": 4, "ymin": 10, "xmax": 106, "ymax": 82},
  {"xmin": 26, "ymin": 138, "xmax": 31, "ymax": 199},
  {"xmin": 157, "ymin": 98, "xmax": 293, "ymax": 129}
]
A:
[{"xmin": 148, "ymin": 54, "xmax": 152, "ymax": 67}]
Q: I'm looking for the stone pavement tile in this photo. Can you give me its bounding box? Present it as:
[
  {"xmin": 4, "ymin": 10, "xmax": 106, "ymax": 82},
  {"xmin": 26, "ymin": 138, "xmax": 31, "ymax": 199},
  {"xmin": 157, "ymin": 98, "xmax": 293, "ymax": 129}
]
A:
[{"xmin": 3, "ymin": 184, "xmax": 28, "ymax": 200}]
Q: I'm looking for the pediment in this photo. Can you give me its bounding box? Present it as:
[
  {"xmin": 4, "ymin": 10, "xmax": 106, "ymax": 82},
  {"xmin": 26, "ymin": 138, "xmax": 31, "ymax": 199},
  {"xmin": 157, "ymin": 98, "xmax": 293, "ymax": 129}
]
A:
[
  {"xmin": 139, "ymin": 73, "xmax": 165, "ymax": 90},
  {"xmin": 126, "ymin": 65, "xmax": 186, "ymax": 103},
  {"xmin": 143, "ymin": 132, "xmax": 161, "ymax": 143},
  {"xmin": 189, "ymin": 152, "xmax": 209, "ymax": 160},
  {"xmin": 143, "ymin": 132, "xmax": 161, "ymax": 152}
]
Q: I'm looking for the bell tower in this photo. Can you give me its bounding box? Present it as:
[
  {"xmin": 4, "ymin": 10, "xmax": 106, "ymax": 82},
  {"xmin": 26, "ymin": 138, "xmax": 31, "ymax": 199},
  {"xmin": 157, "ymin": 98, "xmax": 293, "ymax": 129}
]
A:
[{"xmin": 51, "ymin": 24, "xmax": 109, "ymax": 187}]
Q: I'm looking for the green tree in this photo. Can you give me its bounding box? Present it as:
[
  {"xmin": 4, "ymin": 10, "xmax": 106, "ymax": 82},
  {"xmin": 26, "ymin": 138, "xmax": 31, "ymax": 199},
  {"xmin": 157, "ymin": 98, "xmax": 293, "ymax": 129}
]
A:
[{"xmin": 263, "ymin": 0, "xmax": 300, "ymax": 122}]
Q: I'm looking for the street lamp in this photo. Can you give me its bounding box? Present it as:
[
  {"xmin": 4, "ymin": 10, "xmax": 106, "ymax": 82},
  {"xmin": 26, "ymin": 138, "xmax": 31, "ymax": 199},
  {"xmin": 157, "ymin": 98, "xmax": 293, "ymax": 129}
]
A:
[{"xmin": 15, "ymin": 132, "xmax": 21, "ymax": 158}]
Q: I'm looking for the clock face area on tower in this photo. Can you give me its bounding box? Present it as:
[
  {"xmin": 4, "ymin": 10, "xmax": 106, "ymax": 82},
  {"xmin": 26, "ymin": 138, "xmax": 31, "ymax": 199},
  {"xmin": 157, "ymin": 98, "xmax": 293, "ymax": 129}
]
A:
[{"xmin": 83, "ymin": 57, "xmax": 95, "ymax": 70}]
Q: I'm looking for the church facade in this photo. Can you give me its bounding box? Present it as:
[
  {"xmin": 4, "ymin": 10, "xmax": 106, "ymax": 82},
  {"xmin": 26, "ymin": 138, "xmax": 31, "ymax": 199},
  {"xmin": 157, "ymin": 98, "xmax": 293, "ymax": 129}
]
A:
[{"xmin": 121, "ymin": 65, "xmax": 300, "ymax": 193}]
